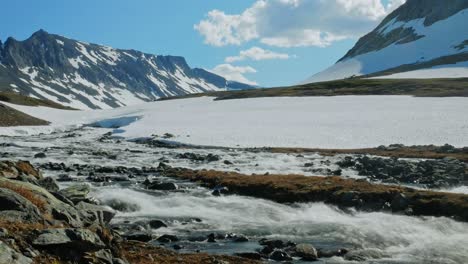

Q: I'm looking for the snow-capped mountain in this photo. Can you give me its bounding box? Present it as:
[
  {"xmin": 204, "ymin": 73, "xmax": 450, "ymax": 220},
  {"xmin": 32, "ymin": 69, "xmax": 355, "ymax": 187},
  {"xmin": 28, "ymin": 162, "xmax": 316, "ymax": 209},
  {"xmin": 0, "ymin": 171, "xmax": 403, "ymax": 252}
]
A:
[
  {"xmin": 0, "ymin": 30, "xmax": 254, "ymax": 109},
  {"xmin": 303, "ymin": 0, "xmax": 468, "ymax": 83}
]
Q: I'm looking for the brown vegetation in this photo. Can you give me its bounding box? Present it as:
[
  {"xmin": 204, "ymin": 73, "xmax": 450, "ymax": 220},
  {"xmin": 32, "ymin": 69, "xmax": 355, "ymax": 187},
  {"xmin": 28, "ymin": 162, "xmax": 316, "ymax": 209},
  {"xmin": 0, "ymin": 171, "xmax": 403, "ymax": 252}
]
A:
[
  {"xmin": 0, "ymin": 182, "xmax": 48, "ymax": 212},
  {"xmin": 164, "ymin": 167, "xmax": 468, "ymax": 221},
  {"xmin": 0, "ymin": 103, "xmax": 50, "ymax": 127},
  {"xmin": 121, "ymin": 241, "xmax": 260, "ymax": 264},
  {"xmin": 0, "ymin": 92, "xmax": 74, "ymax": 110},
  {"xmin": 265, "ymin": 146, "xmax": 468, "ymax": 162}
]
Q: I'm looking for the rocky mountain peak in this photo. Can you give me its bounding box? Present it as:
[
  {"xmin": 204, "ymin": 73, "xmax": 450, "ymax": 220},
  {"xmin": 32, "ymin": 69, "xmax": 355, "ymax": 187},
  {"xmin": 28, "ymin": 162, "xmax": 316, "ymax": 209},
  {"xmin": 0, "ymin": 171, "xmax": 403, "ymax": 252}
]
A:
[{"xmin": 0, "ymin": 30, "xmax": 255, "ymax": 109}]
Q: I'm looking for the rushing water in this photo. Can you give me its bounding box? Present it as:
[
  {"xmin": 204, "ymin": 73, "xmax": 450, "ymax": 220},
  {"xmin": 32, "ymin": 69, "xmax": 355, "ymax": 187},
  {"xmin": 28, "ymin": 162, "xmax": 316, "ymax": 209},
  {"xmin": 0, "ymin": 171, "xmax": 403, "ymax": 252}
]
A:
[{"xmin": 1, "ymin": 127, "xmax": 467, "ymax": 263}]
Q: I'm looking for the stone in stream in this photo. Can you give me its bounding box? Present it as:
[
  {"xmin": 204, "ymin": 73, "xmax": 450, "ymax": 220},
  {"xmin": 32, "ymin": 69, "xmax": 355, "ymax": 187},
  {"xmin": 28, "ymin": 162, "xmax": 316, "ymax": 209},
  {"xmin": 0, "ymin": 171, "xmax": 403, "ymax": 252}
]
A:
[
  {"xmin": 233, "ymin": 235, "xmax": 249, "ymax": 243},
  {"xmin": 34, "ymin": 152, "xmax": 47, "ymax": 159},
  {"xmin": 149, "ymin": 220, "xmax": 168, "ymax": 229},
  {"xmin": 103, "ymin": 199, "xmax": 141, "ymax": 213},
  {"xmin": 147, "ymin": 182, "xmax": 179, "ymax": 191},
  {"xmin": 294, "ymin": 244, "xmax": 318, "ymax": 261},
  {"xmin": 317, "ymin": 248, "xmax": 349, "ymax": 258},
  {"xmin": 269, "ymin": 249, "xmax": 293, "ymax": 261}
]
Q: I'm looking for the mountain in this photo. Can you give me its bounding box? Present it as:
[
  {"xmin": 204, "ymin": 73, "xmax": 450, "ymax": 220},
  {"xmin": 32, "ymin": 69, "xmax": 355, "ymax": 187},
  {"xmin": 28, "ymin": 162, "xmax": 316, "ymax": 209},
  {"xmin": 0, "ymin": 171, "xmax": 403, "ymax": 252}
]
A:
[
  {"xmin": 303, "ymin": 0, "xmax": 468, "ymax": 83},
  {"xmin": 0, "ymin": 30, "xmax": 255, "ymax": 109}
]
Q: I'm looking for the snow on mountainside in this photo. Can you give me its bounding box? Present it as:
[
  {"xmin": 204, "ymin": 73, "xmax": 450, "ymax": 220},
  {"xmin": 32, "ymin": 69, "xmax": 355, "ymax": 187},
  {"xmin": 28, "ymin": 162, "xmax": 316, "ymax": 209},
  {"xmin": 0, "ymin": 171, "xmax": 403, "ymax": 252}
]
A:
[
  {"xmin": 303, "ymin": 0, "xmax": 468, "ymax": 83},
  {"xmin": 0, "ymin": 30, "xmax": 255, "ymax": 109}
]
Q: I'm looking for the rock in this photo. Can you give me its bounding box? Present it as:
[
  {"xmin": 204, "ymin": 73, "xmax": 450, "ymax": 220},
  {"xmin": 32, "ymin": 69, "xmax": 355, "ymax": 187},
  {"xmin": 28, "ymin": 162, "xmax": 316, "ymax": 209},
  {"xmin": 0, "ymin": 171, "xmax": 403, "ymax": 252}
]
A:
[
  {"xmin": 0, "ymin": 188, "xmax": 43, "ymax": 222},
  {"xmin": 259, "ymin": 239, "xmax": 289, "ymax": 249},
  {"xmin": 38, "ymin": 177, "xmax": 59, "ymax": 192},
  {"xmin": 112, "ymin": 258, "xmax": 130, "ymax": 264},
  {"xmin": 149, "ymin": 220, "xmax": 168, "ymax": 229},
  {"xmin": 56, "ymin": 174, "xmax": 73, "ymax": 182},
  {"xmin": 294, "ymin": 244, "xmax": 318, "ymax": 261},
  {"xmin": 304, "ymin": 162, "xmax": 314, "ymax": 168},
  {"xmin": 391, "ymin": 193, "xmax": 410, "ymax": 212},
  {"xmin": 176, "ymin": 152, "xmax": 221, "ymax": 163},
  {"xmin": 223, "ymin": 160, "xmax": 233, "ymax": 165},
  {"xmin": 82, "ymin": 249, "xmax": 114, "ymax": 264},
  {"xmin": 76, "ymin": 202, "xmax": 116, "ymax": 224},
  {"xmin": 0, "ymin": 241, "xmax": 32, "ymax": 264},
  {"xmin": 0, "ymin": 161, "xmax": 42, "ymax": 179},
  {"xmin": 34, "ymin": 152, "xmax": 47, "ymax": 159},
  {"xmin": 157, "ymin": 234, "xmax": 179, "ymax": 243},
  {"xmin": 123, "ymin": 231, "xmax": 153, "ymax": 242},
  {"xmin": 233, "ymin": 235, "xmax": 249, "ymax": 243},
  {"xmin": 317, "ymin": 248, "xmax": 348, "ymax": 258},
  {"xmin": 207, "ymin": 233, "xmax": 216, "ymax": 243},
  {"xmin": 235, "ymin": 252, "xmax": 262, "ymax": 260},
  {"xmin": 32, "ymin": 228, "xmax": 105, "ymax": 251},
  {"xmin": 58, "ymin": 184, "xmax": 91, "ymax": 204},
  {"xmin": 212, "ymin": 185, "xmax": 229, "ymax": 196},
  {"xmin": 147, "ymin": 182, "xmax": 178, "ymax": 191},
  {"xmin": 269, "ymin": 250, "xmax": 293, "ymax": 261}
]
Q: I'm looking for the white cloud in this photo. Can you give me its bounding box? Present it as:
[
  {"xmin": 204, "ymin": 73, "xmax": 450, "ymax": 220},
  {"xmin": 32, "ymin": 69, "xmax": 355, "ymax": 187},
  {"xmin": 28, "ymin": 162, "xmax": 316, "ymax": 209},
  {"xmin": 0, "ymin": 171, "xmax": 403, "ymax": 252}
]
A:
[
  {"xmin": 225, "ymin": 47, "xmax": 291, "ymax": 63},
  {"xmin": 195, "ymin": 0, "xmax": 406, "ymax": 48},
  {"xmin": 210, "ymin": 64, "xmax": 258, "ymax": 85}
]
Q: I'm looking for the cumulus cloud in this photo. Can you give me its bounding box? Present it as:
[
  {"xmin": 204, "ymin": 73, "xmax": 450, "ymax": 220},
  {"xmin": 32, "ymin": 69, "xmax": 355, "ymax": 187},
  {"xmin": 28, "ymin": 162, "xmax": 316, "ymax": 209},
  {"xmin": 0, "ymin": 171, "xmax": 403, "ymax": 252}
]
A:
[
  {"xmin": 225, "ymin": 47, "xmax": 291, "ymax": 63},
  {"xmin": 210, "ymin": 64, "xmax": 258, "ymax": 85},
  {"xmin": 195, "ymin": 0, "xmax": 406, "ymax": 48}
]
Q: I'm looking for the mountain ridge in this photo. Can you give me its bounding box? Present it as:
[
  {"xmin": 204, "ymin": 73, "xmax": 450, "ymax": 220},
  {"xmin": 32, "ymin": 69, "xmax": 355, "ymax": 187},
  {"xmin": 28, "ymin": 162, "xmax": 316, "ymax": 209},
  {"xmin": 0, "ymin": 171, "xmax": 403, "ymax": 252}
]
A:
[
  {"xmin": 0, "ymin": 30, "xmax": 255, "ymax": 109},
  {"xmin": 303, "ymin": 0, "xmax": 468, "ymax": 83}
]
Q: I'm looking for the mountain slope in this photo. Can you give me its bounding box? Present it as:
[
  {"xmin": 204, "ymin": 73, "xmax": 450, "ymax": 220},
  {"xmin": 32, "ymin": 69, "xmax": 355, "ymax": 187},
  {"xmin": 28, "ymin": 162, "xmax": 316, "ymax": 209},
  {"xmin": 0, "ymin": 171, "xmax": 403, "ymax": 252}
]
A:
[
  {"xmin": 303, "ymin": 0, "xmax": 468, "ymax": 83},
  {"xmin": 0, "ymin": 30, "xmax": 254, "ymax": 109}
]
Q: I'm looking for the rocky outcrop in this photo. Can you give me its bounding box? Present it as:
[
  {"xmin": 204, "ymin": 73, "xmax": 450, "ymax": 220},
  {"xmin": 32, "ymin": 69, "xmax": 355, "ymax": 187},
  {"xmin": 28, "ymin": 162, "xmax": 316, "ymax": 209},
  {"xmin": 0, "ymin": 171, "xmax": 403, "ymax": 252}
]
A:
[{"xmin": 0, "ymin": 161, "xmax": 259, "ymax": 264}]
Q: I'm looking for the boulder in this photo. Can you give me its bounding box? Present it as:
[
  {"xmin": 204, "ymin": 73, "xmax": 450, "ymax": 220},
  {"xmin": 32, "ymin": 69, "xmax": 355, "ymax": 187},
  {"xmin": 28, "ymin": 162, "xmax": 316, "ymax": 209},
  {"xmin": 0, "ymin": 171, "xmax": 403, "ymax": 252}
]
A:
[
  {"xmin": 103, "ymin": 199, "xmax": 140, "ymax": 213},
  {"xmin": 147, "ymin": 182, "xmax": 178, "ymax": 191},
  {"xmin": 294, "ymin": 244, "xmax": 318, "ymax": 261},
  {"xmin": 0, "ymin": 188, "xmax": 43, "ymax": 222},
  {"xmin": 59, "ymin": 184, "xmax": 91, "ymax": 204},
  {"xmin": 148, "ymin": 220, "xmax": 168, "ymax": 229},
  {"xmin": 32, "ymin": 228, "xmax": 105, "ymax": 251},
  {"xmin": 76, "ymin": 202, "xmax": 116, "ymax": 225},
  {"xmin": 34, "ymin": 153, "xmax": 47, "ymax": 159},
  {"xmin": 0, "ymin": 241, "xmax": 32, "ymax": 264}
]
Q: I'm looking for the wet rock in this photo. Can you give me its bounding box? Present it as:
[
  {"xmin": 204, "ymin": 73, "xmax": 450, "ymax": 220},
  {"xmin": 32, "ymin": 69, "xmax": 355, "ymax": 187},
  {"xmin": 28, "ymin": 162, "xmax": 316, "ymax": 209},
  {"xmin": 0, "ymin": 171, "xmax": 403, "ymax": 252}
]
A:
[
  {"xmin": 173, "ymin": 244, "xmax": 183, "ymax": 250},
  {"xmin": 304, "ymin": 162, "xmax": 314, "ymax": 168},
  {"xmin": 207, "ymin": 233, "xmax": 217, "ymax": 243},
  {"xmin": 34, "ymin": 152, "xmax": 47, "ymax": 159},
  {"xmin": 32, "ymin": 228, "xmax": 105, "ymax": 251},
  {"xmin": 123, "ymin": 231, "xmax": 153, "ymax": 242},
  {"xmin": 235, "ymin": 252, "xmax": 262, "ymax": 260},
  {"xmin": 294, "ymin": 244, "xmax": 318, "ymax": 261},
  {"xmin": 317, "ymin": 248, "xmax": 349, "ymax": 258},
  {"xmin": 269, "ymin": 249, "xmax": 293, "ymax": 261},
  {"xmin": 147, "ymin": 182, "xmax": 179, "ymax": 191},
  {"xmin": 38, "ymin": 177, "xmax": 59, "ymax": 192},
  {"xmin": 223, "ymin": 160, "xmax": 233, "ymax": 165},
  {"xmin": 391, "ymin": 193, "xmax": 410, "ymax": 212},
  {"xmin": 259, "ymin": 239, "xmax": 289, "ymax": 249},
  {"xmin": 149, "ymin": 220, "xmax": 168, "ymax": 229},
  {"xmin": 162, "ymin": 133, "xmax": 175, "ymax": 139},
  {"xmin": 0, "ymin": 241, "xmax": 32, "ymax": 264},
  {"xmin": 56, "ymin": 174, "xmax": 73, "ymax": 182},
  {"xmin": 233, "ymin": 235, "xmax": 249, "ymax": 243},
  {"xmin": 212, "ymin": 185, "xmax": 229, "ymax": 196},
  {"xmin": 157, "ymin": 234, "xmax": 179, "ymax": 243}
]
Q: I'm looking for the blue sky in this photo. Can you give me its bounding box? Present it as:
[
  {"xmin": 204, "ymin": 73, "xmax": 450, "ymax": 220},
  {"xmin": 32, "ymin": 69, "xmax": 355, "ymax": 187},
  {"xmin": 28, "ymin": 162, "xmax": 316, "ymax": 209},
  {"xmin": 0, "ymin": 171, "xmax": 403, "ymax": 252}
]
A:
[{"xmin": 0, "ymin": 0, "xmax": 403, "ymax": 87}]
